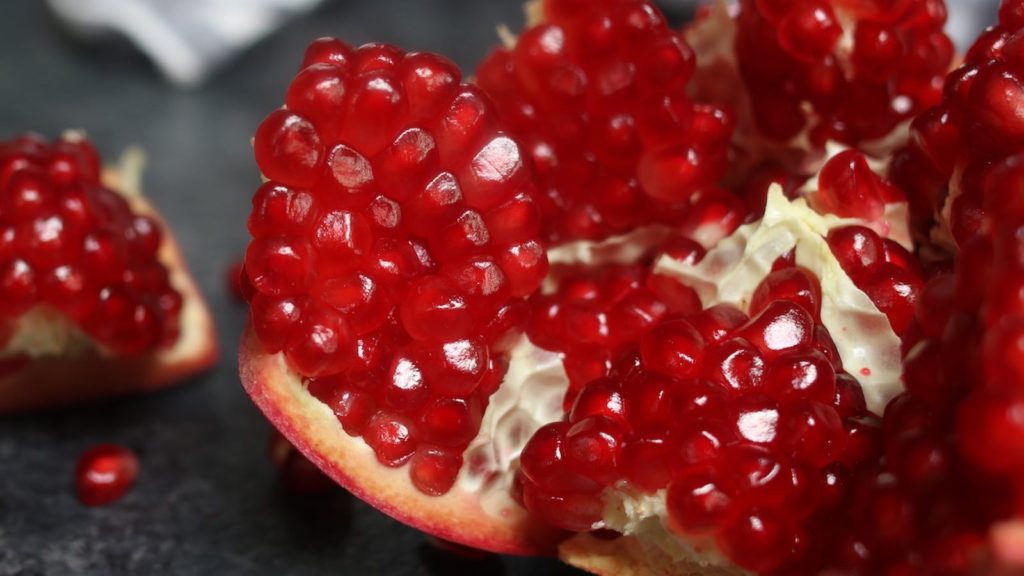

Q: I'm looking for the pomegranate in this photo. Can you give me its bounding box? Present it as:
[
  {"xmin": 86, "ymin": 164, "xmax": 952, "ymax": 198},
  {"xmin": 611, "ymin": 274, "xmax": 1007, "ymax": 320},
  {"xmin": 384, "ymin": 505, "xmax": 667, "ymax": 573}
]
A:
[
  {"xmin": 237, "ymin": 1, "xmax": 1024, "ymax": 573},
  {"xmin": 0, "ymin": 133, "xmax": 217, "ymax": 413}
]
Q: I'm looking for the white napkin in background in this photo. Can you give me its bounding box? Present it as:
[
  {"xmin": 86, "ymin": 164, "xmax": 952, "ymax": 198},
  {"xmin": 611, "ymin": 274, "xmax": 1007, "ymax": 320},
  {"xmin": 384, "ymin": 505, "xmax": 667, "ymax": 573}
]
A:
[
  {"xmin": 658, "ymin": 0, "xmax": 997, "ymax": 51},
  {"xmin": 47, "ymin": 0, "xmax": 996, "ymax": 89},
  {"xmin": 47, "ymin": 0, "xmax": 323, "ymax": 88}
]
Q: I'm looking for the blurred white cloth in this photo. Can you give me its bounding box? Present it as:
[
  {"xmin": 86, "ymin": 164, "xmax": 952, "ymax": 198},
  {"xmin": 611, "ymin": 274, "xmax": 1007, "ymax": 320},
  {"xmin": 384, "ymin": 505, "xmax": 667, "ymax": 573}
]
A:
[
  {"xmin": 48, "ymin": 0, "xmax": 998, "ymax": 88},
  {"xmin": 660, "ymin": 0, "xmax": 998, "ymax": 51},
  {"xmin": 47, "ymin": 0, "xmax": 323, "ymax": 88}
]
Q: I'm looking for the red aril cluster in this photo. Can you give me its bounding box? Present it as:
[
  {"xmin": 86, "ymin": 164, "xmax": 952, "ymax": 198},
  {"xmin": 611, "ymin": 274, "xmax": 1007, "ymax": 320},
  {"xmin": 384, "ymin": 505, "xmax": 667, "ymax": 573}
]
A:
[
  {"xmin": 527, "ymin": 260, "xmax": 703, "ymax": 409},
  {"xmin": 892, "ymin": 0, "xmax": 1024, "ymax": 246},
  {"xmin": 245, "ymin": 39, "xmax": 549, "ymax": 497},
  {"xmin": 476, "ymin": 0, "xmax": 733, "ymax": 244},
  {"xmin": 0, "ymin": 134, "xmax": 181, "ymax": 355},
  {"xmin": 784, "ymin": 272, "xmax": 1006, "ymax": 575},
  {"xmin": 736, "ymin": 0, "xmax": 953, "ymax": 146},
  {"xmin": 518, "ymin": 261, "xmax": 879, "ymax": 572}
]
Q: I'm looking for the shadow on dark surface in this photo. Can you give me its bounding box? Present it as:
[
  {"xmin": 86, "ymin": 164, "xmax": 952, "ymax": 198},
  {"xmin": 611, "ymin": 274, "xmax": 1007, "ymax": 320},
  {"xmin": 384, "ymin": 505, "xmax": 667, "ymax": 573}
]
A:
[{"xmin": 418, "ymin": 541, "xmax": 508, "ymax": 576}]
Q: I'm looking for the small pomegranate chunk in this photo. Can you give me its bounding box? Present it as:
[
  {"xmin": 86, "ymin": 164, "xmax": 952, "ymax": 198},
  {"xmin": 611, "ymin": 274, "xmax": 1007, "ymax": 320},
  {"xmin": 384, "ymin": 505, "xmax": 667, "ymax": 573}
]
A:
[
  {"xmin": 735, "ymin": 0, "xmax": 952, "ymax": 146},
  {"xmin": 245, "ymin": 40, "xmax": 548, "ymax": 497},
  {"xmin": 519, "ymin": 266, "xmax": 875, "ymax": 572},
  {"xmin": 75, "ymin": 444, "xmax": 139, "ymax": 506},
  {"xmin": 0, "ymin": 134, "xmax": 182, "ymax": 355},
  {"xmin": 476, "ymin": 0, "xmax": 733, "ymax": 244}
]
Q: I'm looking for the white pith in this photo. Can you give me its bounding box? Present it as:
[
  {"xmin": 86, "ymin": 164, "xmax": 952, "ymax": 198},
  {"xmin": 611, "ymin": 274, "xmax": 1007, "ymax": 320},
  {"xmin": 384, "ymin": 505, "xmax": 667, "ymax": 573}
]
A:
[
  {"xmin": 654, "ymin": 184, "xmax": 905, "ymax": 415},
  {"xmin": 456, "ymin": 335, "xmax": 570, "ymax": 514},
  {"xmin": 601, "ymin": 487, "xmax": 736, "ymax": 572}
]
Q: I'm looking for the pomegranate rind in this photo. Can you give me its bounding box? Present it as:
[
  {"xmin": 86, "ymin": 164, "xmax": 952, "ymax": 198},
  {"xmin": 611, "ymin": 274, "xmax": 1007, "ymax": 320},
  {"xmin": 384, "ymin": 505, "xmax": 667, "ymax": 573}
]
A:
[
  {"xmin": 238, "ymin": 326, "xmax": 566, "ymax": 556},
  {"xmin": 560, "ymin": 533, "xmax": 745, "ymax": 576},
  {"xmin": 0, "ymin": 155, "xmax": 218, "ymax": 413}
]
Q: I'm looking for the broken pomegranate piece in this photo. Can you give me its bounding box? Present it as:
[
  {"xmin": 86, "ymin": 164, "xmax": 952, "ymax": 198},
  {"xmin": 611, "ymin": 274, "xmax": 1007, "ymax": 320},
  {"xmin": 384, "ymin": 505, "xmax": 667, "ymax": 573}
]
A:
[
  {"xmin": 0, "ymin": 133, "xmax": 217, "ymax": 413},
  {"xmin": 476, "ymin": 0, "xmax": 733, "ymax": 244},
  {"xmin": 240, "ymin": 39, "xmax": 568, "ymax": 554}
]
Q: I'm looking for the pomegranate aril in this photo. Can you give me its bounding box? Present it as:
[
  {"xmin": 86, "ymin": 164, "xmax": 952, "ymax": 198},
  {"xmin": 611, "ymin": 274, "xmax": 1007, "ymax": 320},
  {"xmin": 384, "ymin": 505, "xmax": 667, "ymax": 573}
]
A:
[
  {"xmin": 409, "ymin": 446, "xmax": 462, "ymax": 496},
  {"xmin": 638, "ymin": 318, "xmax": 705, "ymax": 380},
  {"xmin": 75, "ymin": 444, "xmax": 139, "ymax": 506},
  {"xmin": 762, "ymin": 349, "xmax": 837, "ymax": 404},
  {"xmin": 717, "ymin": 508, "xmax": 795, "ymax": 572},
  {"xmin": 737, "ymin": 300, "xmax": 814, "ymax": 359},
  {"xmin": 667, "ymin": 464, "xmax": 738, "ymax": 534},
  {"xmin": 364, "ymin": 413, "xmax": 416, "ymax": 467},
  {"xmin": 621, "ymin": 435, "xmax": 673, "ymax": 492},
  {"xmin": 520, "ymin": 481, "xmax": 605, "ymax": 532},
  {"xmin": 749, "ymin": 267, "xmax": 822, "ymax": 320},
  {"xmin": 564, "ymin": 417, "xmax": 624, "ymax": 484}
]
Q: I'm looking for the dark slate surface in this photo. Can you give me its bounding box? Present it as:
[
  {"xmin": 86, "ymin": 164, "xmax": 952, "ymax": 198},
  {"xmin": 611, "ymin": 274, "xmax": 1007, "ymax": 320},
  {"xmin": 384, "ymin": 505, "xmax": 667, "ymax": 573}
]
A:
[{"xmin": 0, "ymin": 1, "xmax": 622, "ymax": 574}]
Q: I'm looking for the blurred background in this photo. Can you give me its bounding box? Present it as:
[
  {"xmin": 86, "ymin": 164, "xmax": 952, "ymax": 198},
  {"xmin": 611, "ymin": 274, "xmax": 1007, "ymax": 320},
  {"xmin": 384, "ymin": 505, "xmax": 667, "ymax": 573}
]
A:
[{"xmin": 0, "ymin": 0, "xmax": 1000, "ymax": 575}]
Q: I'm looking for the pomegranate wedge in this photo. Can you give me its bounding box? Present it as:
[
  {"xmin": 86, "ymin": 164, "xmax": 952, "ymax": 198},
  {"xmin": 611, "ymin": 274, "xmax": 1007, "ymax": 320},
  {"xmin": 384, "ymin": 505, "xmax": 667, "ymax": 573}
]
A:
[{"xmin": 0, "ymin": 133, "xmax": 217, "ymax": 413}]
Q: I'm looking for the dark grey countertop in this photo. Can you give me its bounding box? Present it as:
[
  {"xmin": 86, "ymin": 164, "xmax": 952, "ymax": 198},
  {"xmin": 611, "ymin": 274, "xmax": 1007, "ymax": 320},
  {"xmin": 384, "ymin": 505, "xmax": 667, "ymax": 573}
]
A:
[
  {"xmin": 0, "ymin": 0, "xmax": 999, "ymax": 574},
  {"xmin": 0, "ymin": 1, "xmax": 593, "ymax": 574}
]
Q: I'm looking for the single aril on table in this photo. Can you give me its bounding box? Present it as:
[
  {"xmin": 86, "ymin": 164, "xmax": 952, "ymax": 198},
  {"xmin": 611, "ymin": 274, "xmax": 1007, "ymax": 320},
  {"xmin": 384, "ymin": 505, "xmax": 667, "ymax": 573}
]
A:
[{"xmin": 0, "ymin": 132, "xmax": 217, "ymax": 413}]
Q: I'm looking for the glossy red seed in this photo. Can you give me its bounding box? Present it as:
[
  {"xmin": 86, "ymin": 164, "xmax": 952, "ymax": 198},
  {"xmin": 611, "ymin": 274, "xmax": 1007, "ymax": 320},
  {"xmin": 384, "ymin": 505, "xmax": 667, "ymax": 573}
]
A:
[
  {"xmin": 363, "ymin": 413, "xmax": 416, "ymax": 467},
  {"xmin": 520, "ymin": 480, "xmax": 605, "ymax": 531},
  {"xmin": 717, "ymin": 508, "xmax": 794, "ymax": 572},
  {"xmin": 668, "ymin": 464, "xmax": 738, "ymax": 534},
  {"xmin": 777, "ymin": 1, "xmax": 842, "ymax": 62},
  {"xmin": 816, "ymin": 150, "xmax": 885, "ymax": 220},
  {"xmin": 701, "ymin": 337, "xmax": 766, "ymax": 394},
  {"xmin": 621, "ymin": 435, "xmax": 673, "ymax": 492},
  {"xmin": 762, "ymin": 349, "xmax": 837, "ymax": 403},
  {"xmin": 779, "ymin": 400, "xmax": 846, "ymax": 466},
  {"xmin": 75, "ymin": 444, "xmax": 139, "ymax": 506},
  {"xmin": 827, "ymin": 225, "xmax": 883, "ymax": 281},
  {"xmin": 409, "ymin": 446, "xmax": 462, "ymax": 496},
  {"xmin": 750, "ymin": 267, "xmax": 822, "ymax": 320},
  {"xmin": 639, "ymin": 318, "xmax": 705, "ymax": 380},
  {"xmin": 738, "ymin": 300, "xmax": 814, "ymax": 359},
  {"xmin": 564, "ymin": 417, "xmax": 624, "ymax": 484}
]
